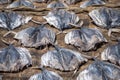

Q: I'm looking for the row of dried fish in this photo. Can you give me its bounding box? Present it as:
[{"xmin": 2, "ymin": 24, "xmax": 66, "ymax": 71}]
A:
[
  {"xmin": 1, "ymin": 7, "xmax": 120, "ymax": 51},
  {"xmin": 29, "ymin": 60, "xmax": 120, "ymax": 80},
  {"xmin": 0, "ymin": 0, "xmax": 107, "ymax": 9},
  {"xmin": 1, "ymin": 7, "xmax": 120, "ymax": 33},
  {"xmin": 1, "ymin": 43, "xmax": 120, "ymax": 71},
  {"xmin": 44, "ymin": 8, "xmax": 120, "ymax": 33},
  {"xmin": 0, "ymin": 43, "xmax": 120, "ymax": 80},
  {"xmin": 3, "ymin": 25, "xmax": 107, "ymax": 51}
]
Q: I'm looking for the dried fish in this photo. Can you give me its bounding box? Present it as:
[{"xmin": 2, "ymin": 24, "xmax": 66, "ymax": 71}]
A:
[
  {"xmin": 31, "ymin": 0, "xmax": 50, "ymax": 3},
  {"xmin": 63, "ymin": 0, "xmax": 81, "ymax": 5},
  {"xmin": 0, "ymin": 75, "xmax": 2, "ymax": 80},
  {"xmin": 89, "ymin": 7, "xmax": 120, "ymax": 29},
  {"xmin": 0, "ymin": 0, "xmax": 12, "ymax": 4},
  {"xmin": 4, "ymin": 25, "xmax": 56, "ymax": 48},
  {"xmin": 7, "ymin": 0, "xmax": 35, "ymax": 8},
  {"xmin": 101, "ymin": 42, "xmax": 120, "ymax": 65},
  {"xmin": 41, "ymin": 46, "xmax": 89, "ymax": 71},
  {"xmin": 29, "ymin": 68, "xmax": 63, "ymax": 80},
  {"xmin": 43, "ymin": 9, "xmax": 80, "ymax": 30},
  {"xmin": 80, "ymin": 0, "xmax": 106, "ymax": 8},
  {"xmin": 65, "ymin": 28, "xmax": 107, "ymax": 51},
  {"xmin": 47, "ymin": 1, "xmax": 68, "ymax": 8},
  {"xmin": 108, "ymin": 28, "xmax": 120, "ymax": 37},
  {"xmin": 77, "ymin": 60, "xmax": 120, "ymax": 80},
  {"xmin": 0, "ymin": 12, "xmax": 32, "ymax": 30},
  {"xmin": 0, "ymin": 45, "xmax": 32, "ymax": 72}
]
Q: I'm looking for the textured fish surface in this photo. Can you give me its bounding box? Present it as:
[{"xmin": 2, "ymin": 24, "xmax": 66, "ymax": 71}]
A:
[
  {"xmin": 31, "ymin": 0, "xmax": 50, "ymax": 3},
  {"xmin": 47, "ymin": 1, "xmax": 68, "ymax": 8},
  {"xmin": 101, "ymin": 42, "xmax": 120, "ymax": 65},
  {"xmin": 14, "ymin": 25, "xmax": 55, "ymax": 48},
  {"xmin": 77, "ymin": 60, "xmax": 120, "ymax": 80},
  {"xmin": 0, "ymin": 0, "xmax": 12, "ymax": 4},
  {"xmin": 80, "ymin": 0, "xmax": 106, "ymax": 8},
  {"xmin": 0, "ymin": 45, "xmax": 32, "ymax": 72},
  {"xmin": 65, "ymin": 28, "xmax": 107, "ymax": 51},
  {"xmin": 43, "ymin": 9, "xmax": 80, "ymax": 30},
  {"xmin": 41, "ymin": 46, "xmax": 88, "ymax": 71},
  {"xmin": 7, "ymin": 0, "xmax": 35, "ymax": 8},
  {"xmin": 29, "ymin": 69, "xmax": 63, "ymax": 80},
  {"xmin": 63, "ymin": 0, "xmax": 81, "ymax": 5},
  {"xmin": 89, "ymin": 8, "xmax": 120, "ymax": 28},
  {"xmin": 0, "ymin": 12, "xmax": 32, "ymax": 30}
]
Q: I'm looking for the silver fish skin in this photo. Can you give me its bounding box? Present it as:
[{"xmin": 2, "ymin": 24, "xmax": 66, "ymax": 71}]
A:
[
  {"xmin": 7, "ymin": 0, "xmax": 35, "ymax": 8},
  {"xmin": 0, "ymin": 0, "xmax": 12, "ymax": 4},
  {"xmin": 47, "ymin": 1, "xmax": 68, "ymax": 8},
  {"xmin": 43, "ymin": 9, "xmax": 80, "ymax": 30},
  {"xmin": 31, "ymin": 0, "xmax": 50, "ymax": 3},
  {"xmin": 63, "ymin": 0, "xmax": 81, "ymax": 5},
  {"xmin": 80, "ymin": 0, "xmax": 106, "ymax": 8},
  {"xmin": 41, "ymin": 46, "xmax": 88, "ymax": 71},
  {"xmin": 0, "ymin": 12, "xmax": 32, "ymax": 30},
  {"xmin": 101, "ymin": 42, "xmax": 120, "ymax": 65},
  {"xmin": 77, "ymin": 61, "xmax": 120, "ymax": 80},
  {"xmin": 0, "ymin": 45, "xmax": 32, "ymax": 72},
  {"xmin": 65, "ymin": 28, "xmax": 107, "ymax": 51},
  {"xmin": 89, "ymin": 8, "xmax": 120, "ymax": 29},
  {"xmin": 14, "ymin": 25, "xmax": 56, "ymax": 48},
  {"xmin": 29, "ymin": 69, "xmax": 63, "ymax": 80}
]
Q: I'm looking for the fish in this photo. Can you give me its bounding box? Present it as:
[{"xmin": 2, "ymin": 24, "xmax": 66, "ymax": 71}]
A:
[
  {"xmin": 43, "ymin": 9, "xmax": 80, "ymax": 31},
  {"xmin": 77, "ymin": 60, "xmax": 120, "ymax": 80},
  {"xmin": 31, "ymin": 0, "xmax": 50, "ymax": 3},
  {"xmin": 89, "ymin": 7, "xmax": 120, "ymax": 29},
  {"xmin": 76, "ymin": 61, "xmax": 120, "ymax": 80},
  {"xmin": 0, "ymin": 75, "xmax": 2, "ymax": 80},
  {"xmin": 80, "ymin": 0, "xmax": 106, "ymax": 8},
  {"xmin": 0, "ymin": 45, "xmax": 32, "ymax": 72},
  {"xmin": 101, "ymin": 42, "xmax": 120, "ymax": 65},
  {"xmin": 63, "ymin": 0, "xmax": 81, "ymax": 5},
  {"xmin": 29, "ymin": 68, "xmax": 63, "ymax": 80},
  {"xmin": 0, "ymin": 0, "xmax": 12, "ymax": 4},
  {"xmin": 10, "ymin": 25, "xmax": 55, "ymax": 48},
  {"xmin": 65, "ymin": 28, "xmax": 107, "ymax": 51},
  {"xmin": 7, "ymin": 0, "xmax": 35, "ymax": 8},
  {"xmin": 0, "ymin": 12, "xmax": 32, "ymax": 30},
  {"xmin": 47, "ymin": 1, "xmax": 68, "ymax": 8},
  {"xmin": 41, "ymin": 45, "xmax": 89, "ymax": 71}
]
